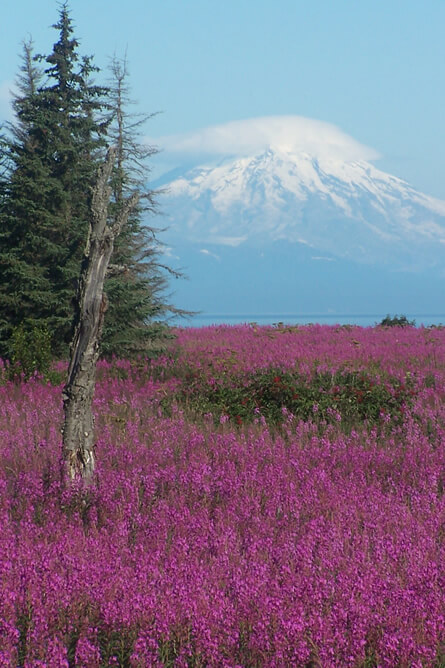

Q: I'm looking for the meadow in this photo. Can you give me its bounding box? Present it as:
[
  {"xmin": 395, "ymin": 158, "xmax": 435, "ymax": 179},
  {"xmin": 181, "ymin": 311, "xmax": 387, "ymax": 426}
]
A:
[{"xmin": 0, "ymin": 323, "xmax": 444, "ymax": 667}]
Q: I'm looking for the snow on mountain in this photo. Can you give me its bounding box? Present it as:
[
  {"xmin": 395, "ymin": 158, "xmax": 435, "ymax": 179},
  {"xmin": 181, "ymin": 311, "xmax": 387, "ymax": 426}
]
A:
[{"xmin": 156, "ymin": 117, "xmax": 445, "ymax": 270}]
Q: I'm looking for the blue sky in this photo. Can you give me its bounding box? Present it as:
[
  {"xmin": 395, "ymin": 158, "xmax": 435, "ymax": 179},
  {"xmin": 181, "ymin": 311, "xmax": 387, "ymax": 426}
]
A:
[{"xmin": 2, "ymin": 0, "xmax": 445, "ymax": 198}]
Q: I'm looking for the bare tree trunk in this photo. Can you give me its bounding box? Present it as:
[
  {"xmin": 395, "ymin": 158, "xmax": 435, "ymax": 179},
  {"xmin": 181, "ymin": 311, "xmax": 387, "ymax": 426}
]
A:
[{"xmin": 62, "ymin": 147, "xmax": 139, "ymax": 480}]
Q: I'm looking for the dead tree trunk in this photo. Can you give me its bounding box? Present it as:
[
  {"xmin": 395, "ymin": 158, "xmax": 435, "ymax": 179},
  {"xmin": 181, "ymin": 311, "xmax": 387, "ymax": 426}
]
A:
[{"xmin": 62, "ymin": 147, "xmax": 139, "ymax": 480}]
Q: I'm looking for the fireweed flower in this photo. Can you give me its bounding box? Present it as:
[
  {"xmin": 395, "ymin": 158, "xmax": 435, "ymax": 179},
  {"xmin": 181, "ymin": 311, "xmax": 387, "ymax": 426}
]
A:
[{"xmin": 0, "ymin": 325, "xmax": 444, "ymax": 665}]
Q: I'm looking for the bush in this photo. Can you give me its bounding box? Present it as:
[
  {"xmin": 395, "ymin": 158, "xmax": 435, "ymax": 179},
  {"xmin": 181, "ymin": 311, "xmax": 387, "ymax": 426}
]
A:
[
  {"xmin": 378, "ymin": 314, "xmax": 416, "ymax": 327},
  {"xmin": 8, "ymin": 321, "xmax": 53, "ymax": 381},
  {"xmin": 165, "ymin": 366, "xmax": 416, "ymax": 430}
]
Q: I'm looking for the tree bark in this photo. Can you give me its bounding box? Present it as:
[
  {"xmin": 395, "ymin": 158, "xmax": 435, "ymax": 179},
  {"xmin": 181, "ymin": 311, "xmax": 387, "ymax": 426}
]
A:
[{"xmin": 62, "ymin": 147, "xmax": 139, "ymax": 480}]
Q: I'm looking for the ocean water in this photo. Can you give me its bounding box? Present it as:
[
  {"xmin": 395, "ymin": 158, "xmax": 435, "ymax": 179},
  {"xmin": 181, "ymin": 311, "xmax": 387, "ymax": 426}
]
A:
[{"xmin": 178, "ymin": 313, "xmax": 445, "ymax": 328}]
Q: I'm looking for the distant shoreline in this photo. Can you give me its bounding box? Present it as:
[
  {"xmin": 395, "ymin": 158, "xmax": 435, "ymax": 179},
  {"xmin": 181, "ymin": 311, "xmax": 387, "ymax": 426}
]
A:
[{"xmin": 178, "ymin": 313, "xmax": 445, "ymax": 328}]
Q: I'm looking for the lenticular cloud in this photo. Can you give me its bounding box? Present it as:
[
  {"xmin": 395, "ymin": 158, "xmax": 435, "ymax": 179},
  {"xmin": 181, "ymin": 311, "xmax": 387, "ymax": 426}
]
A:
[{"xmin": 158, "ymin": 115, "xmax": 381, "ymax": 162}]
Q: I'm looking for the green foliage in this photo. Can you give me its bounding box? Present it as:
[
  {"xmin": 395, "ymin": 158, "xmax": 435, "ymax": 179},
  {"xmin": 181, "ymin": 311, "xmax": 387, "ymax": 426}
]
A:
[
  {"xmin": 166, "ymin": 366, "xmax": 416, "ymax": 430},
  {"xmin": 2, "ymin": 320, "xmax": 65, "ymax": 385},
  {"xmin": 157, "ymin": 626, "xmax": 202, "ymax": 667},
  {"xmin": 424, "ymin": 372, "xmax": 436, "ymax": 389},
  {"xmin": 0, "ymin": 10, "xmax": 107, "ymax": 359},
  {"xmin": 8, "ymin": 321, "xmax": 52, "ymax": 381},
  {"xmin": 97, "ymin": 625, "xmax": 138, "ymax": 667},
  {"xmin": 378, "ymin": 314, "xmax": 416, "ymax": 327},
  {"xmin": 0, "ymin": 7, "xmax": 180, "ymax": 362},
  {"xmin": 99, "ymin": 56, "xmax": 184, "ymax": 359},
  {"xmin": 16, "ymin": 601, "xmax": 33, "ymax": 668}
]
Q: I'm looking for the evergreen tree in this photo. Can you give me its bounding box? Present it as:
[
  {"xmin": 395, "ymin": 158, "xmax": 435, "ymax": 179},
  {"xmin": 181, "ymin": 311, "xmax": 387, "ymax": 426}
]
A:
[
  {"xmin": 0, "ymin": 40, "xmax": 61, "ymax": 354},
  {"xmin": 0, "ymin": 5, "xmax": 108, "ymax": 357},
  {"xmin": 0, "ymin": 4, "xmax": 183, "ymax": 361},
  {"xmin": 101, "ymin": 56, "xmax": 183, "ymax": 358}
]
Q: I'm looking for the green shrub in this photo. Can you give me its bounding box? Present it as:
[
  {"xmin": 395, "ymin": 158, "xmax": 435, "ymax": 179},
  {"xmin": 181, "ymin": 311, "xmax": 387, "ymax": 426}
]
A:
[
  {"xmin": 8, "ymin": 321, "xmax": 53, "ymax": 381},
  {"xmin": 165, "ymin": 366, "xmax": 416, "ymax": 430},
  {"xmin": 378, "ymin": 314, "xmax": 416, "ymax": 327}
]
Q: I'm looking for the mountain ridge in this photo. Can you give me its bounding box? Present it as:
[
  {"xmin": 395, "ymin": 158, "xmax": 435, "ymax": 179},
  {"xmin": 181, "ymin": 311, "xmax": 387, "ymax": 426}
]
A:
[
  {"xmin": 150, "ymin": 115, "xmax": 445, "ymax": 314},
  {"xmin": 157, "ymin": 145, "xmax": 445, "ymax": 270}
]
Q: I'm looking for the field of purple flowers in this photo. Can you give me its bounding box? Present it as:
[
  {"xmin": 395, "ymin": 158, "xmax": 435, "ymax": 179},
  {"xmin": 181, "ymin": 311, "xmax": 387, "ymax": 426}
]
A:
[{"xmin": 1, "ymin": 324, "xmax": 444, "ymax": 667}]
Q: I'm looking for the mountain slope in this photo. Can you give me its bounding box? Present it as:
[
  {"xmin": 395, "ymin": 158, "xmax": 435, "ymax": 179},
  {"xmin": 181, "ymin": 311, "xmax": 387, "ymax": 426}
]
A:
[
  {"xmin": 153, "ymin": 115, "xmax": 445, "ymax": 315},
  {"xmin": 166, "ymin": 238, "xmax": 444, "ymax": 316},
  {"xmin": 159, "ymin": 147, "xmax": 445, "ymax": 269}
]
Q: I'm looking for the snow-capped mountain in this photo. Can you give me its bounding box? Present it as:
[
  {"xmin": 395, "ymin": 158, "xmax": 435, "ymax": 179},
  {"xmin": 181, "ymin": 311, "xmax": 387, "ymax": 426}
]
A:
[
  {"xmin": 152, "ymin": 116, "xmax": 445, "ymax": 316},
  {"xmin": 159, "ymin": 146, "xmax": 445, "ymax": 269}
]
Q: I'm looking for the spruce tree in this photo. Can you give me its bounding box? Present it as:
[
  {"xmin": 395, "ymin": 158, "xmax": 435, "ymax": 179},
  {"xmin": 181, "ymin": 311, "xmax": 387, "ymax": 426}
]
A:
[
  {"xmin": 0, "ymin": 4, "xmax": 183, "ymax": 361},
  {"xmin": 0, "ymin": 40, "xmax": 61, "ymax": 354},
  {"xmin": 0, "ymin": 6, "xmax": 107, "ymax": 357},
  {"xmin": 100, "ymin": 57, "xmax": 182, "ymax": 358}
]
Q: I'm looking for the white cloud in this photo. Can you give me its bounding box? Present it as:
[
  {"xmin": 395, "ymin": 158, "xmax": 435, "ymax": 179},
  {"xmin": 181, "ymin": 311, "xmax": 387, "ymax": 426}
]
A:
[
  {"xmin": 161, "ymin": 246, "xmax": 180, "ymax": 260},
  {"xmin": 200, "ymin": 248, "xmax": 220, "ymax": 261},
  {"xmin": 209, "ymin": 235, "xmax": 247, "ymax": 247},
  {"xmin": 155, "ymin": 115, "xmax": 380, "ymax": 163}
]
